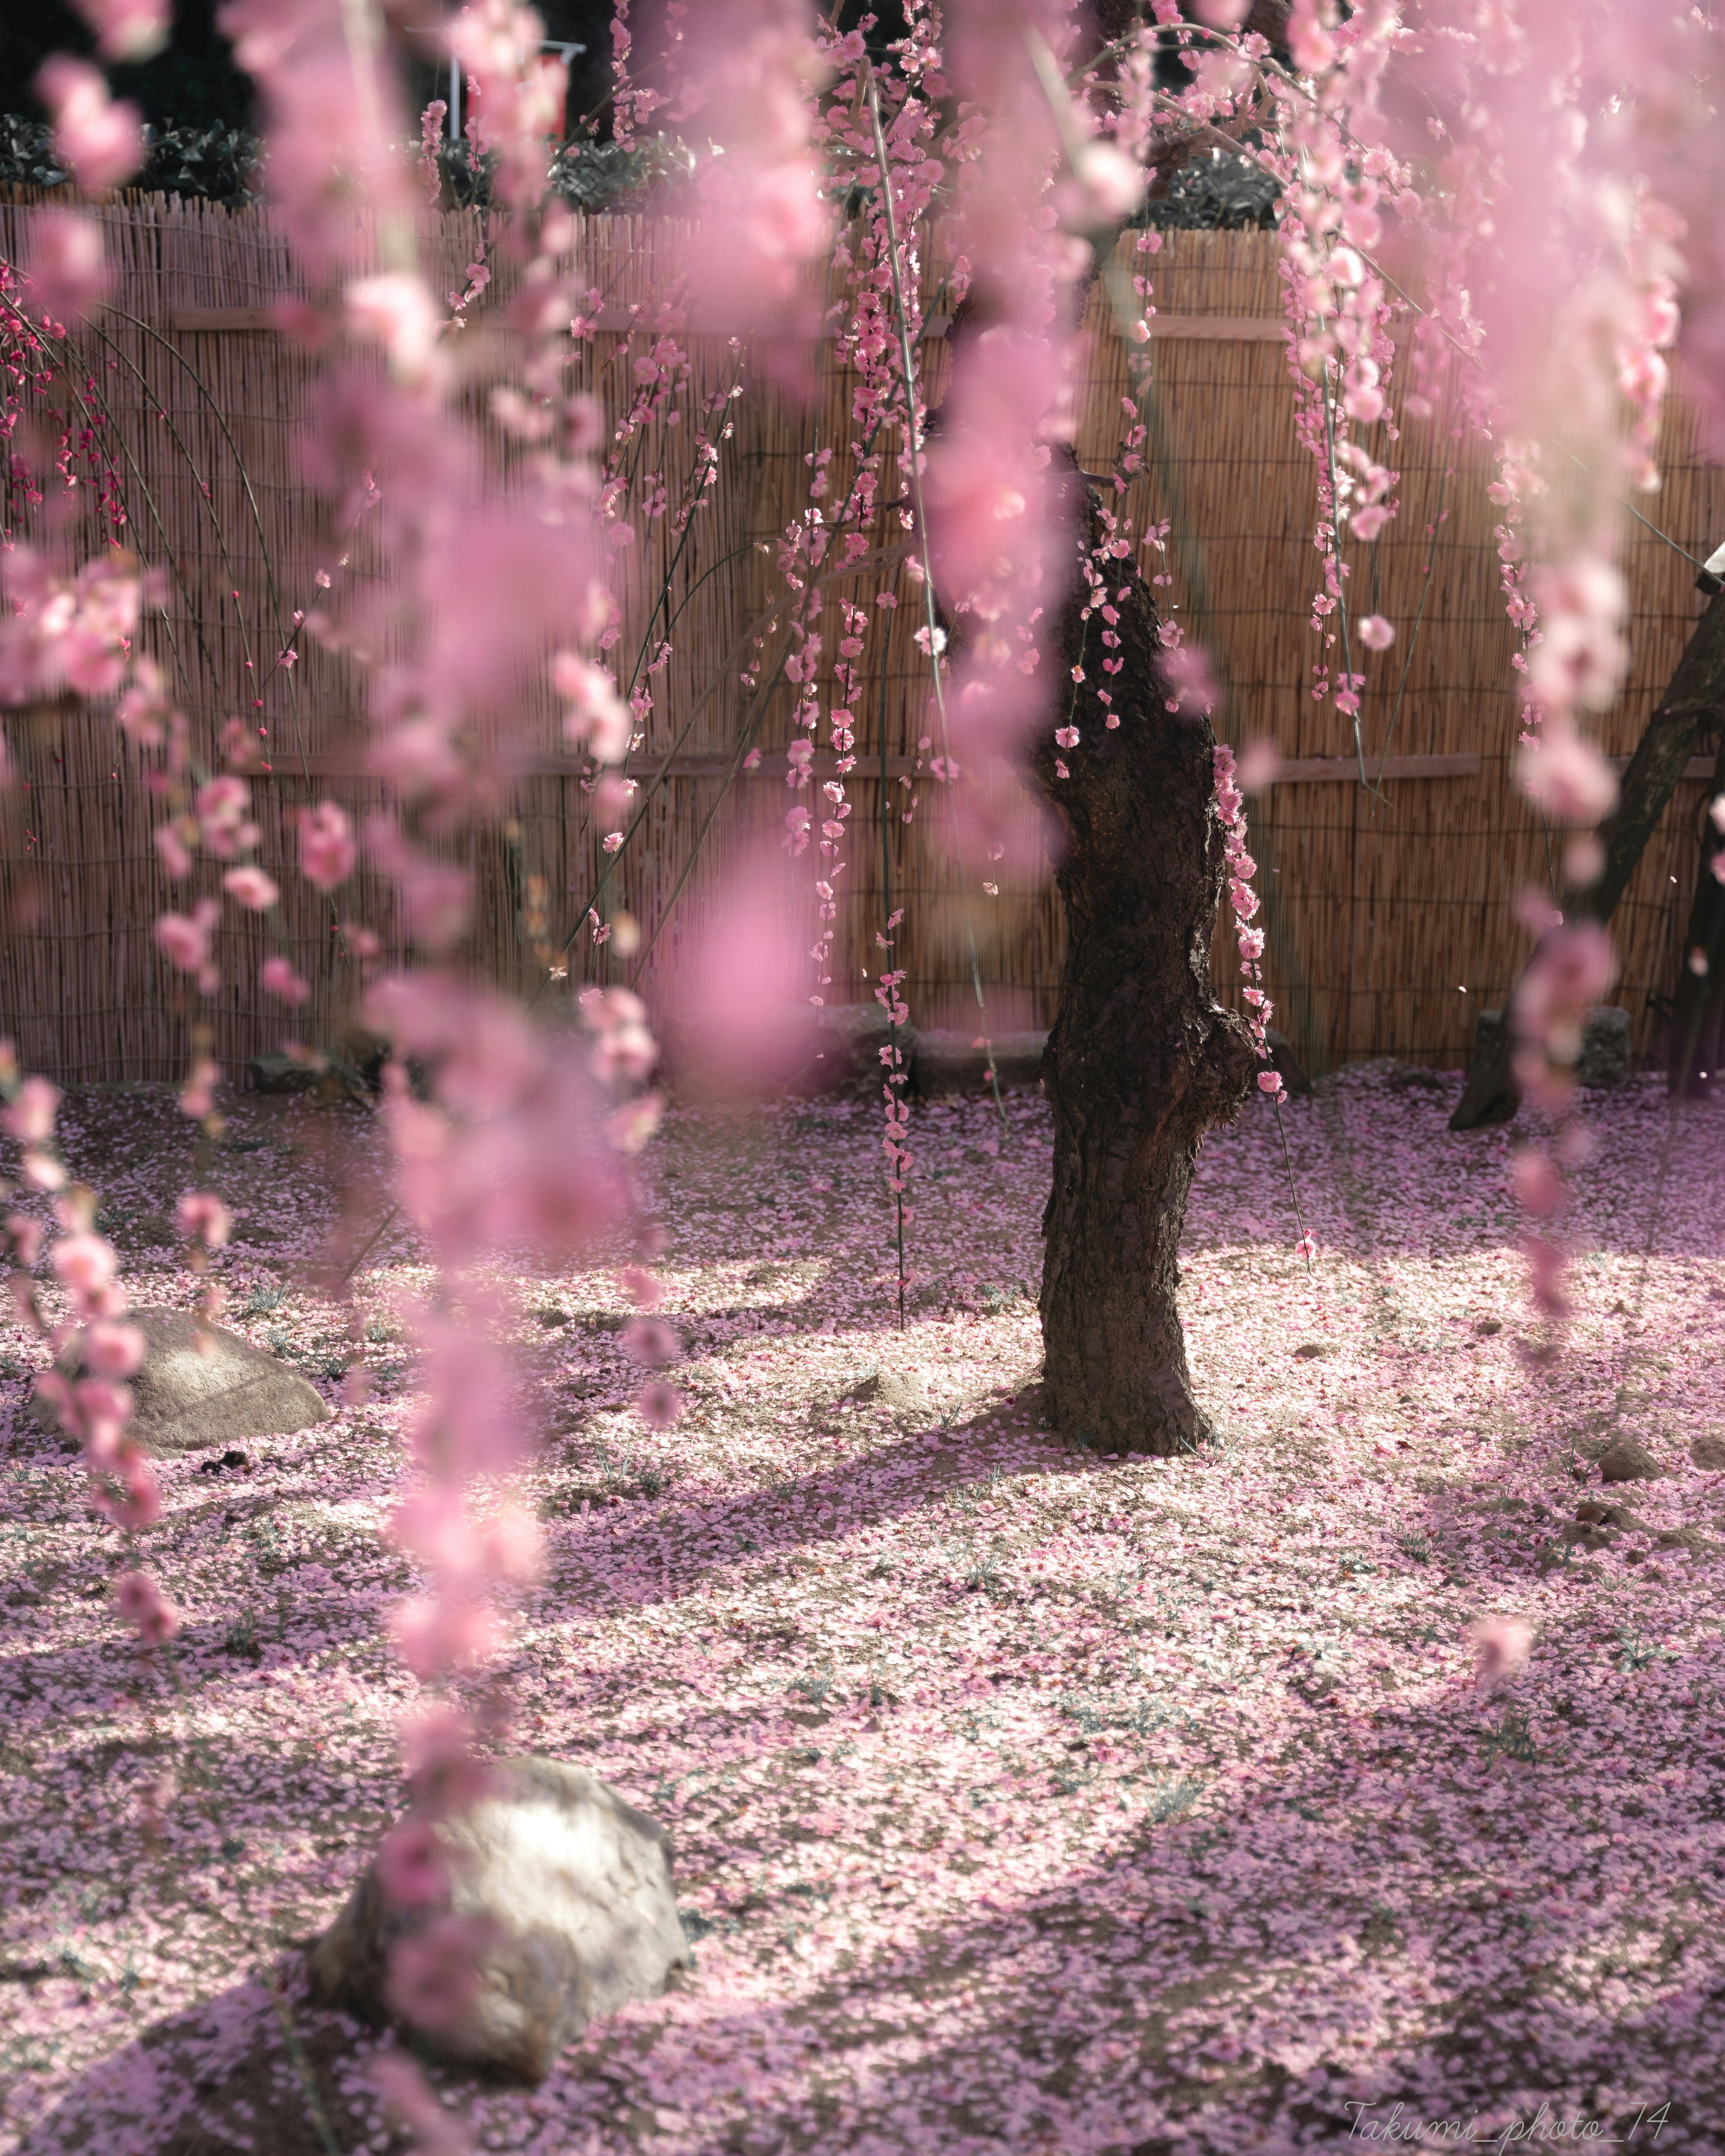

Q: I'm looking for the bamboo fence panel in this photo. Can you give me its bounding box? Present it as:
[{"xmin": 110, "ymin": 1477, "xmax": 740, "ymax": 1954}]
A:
[{"xmin": 0, "ymin": 202, "xmax": 1719, "ymax": 1082}]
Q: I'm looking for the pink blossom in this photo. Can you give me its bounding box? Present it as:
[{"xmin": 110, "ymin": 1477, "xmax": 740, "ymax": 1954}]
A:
[
  {"xmin": 385, "ymin": 1915, "xmax": 493, "ymax": 2035},
  {"xmin": 1235, "ymin": 739, "xmax": 1281, "ymax": 793},
  {"xmin": 177, "ymin": 1192, "xmax": 232, "ymax": 1250},
  {"xmin": 1162, "ymin": 641, "xmax": 1219, "ymax": 715},
  {"xmin": 553, "ymin": 652, "xmax": 632, "ymax": 764},
  {"xmin": 23, "ymin": 209, "xmax": 108, "ymax": 325},
  {"xmin": 637, "ymin": 1379, "xmax": 684, "ymax": 1429},
  {"xmin": 1064, "ymin": 143, "xmax": 1145, "ymax": 229},
  {"xmin": 1256, "ymin": 1070, "xmax": 1283, "ymax": 1096},
  {"xmin": 370, "ymin": 2049, "xmax": 469, "ymax": 2156},
  {"xmin": 1287, "ymin": 0, "xmax": 1336, "ymax": 77},
  {"xmin": 298, "ymin": 800, "xmax": 357, "ymax": 891},
  {"xmin": 84, "ymin": 1321, "xmax": 146, "ymax": 1377},
  {"xmin": 72, "ymin": 0, "xmax": 168, "ymax": 61},
  {"xmin": 7, "ymin": 1213, "xmax": 44, "ymax": 1268},
  {"xmin": 399, "ymin": 1707, "xmax": 491, "ymax": 1814},
  {"xmin": 607, "ymin": 1092, "xmax": 664, "ymax": 1154},
  {"xmin": 618, "ymin": 1264, "xmax": 663, "ymax": 1309},
  {"xmin": 391, "ymin": 1596, "xmax": 504, "ymax": 1678},
  {"xmin": 179, "ymin": 1054, "xmax": 220, "ymax": 1118},
  {"xmin": 196, "ymin": 776, "xmax": 253, "ymax": 857},
  {"xmin": 1528, "ymin": 560, "xmax": 1630, "ymax": 718},
  {"xmin": 1471, "ymin": 1616, "xmax": 1534, "ymax": 1690},
  {"xmin": 1356, "ymin": 614, "xmax": 1395, "ymax": 652},
  {"xmin": 51, "ymin": 1232, "xmax": 117, "ymax": 1299},
  {"xmin": 483, "ymin": 1506, "xmax": 544, "ymax": 1587},
  {"xmin": 346, "ymin": 272, "xmax": 445, "ymax": 385},
  {"xmin": 1054, "ymin": 726, "xmax": 1079, "ymax": 750},
  {"xmin": 623, "ymin": 1316, "xmax": 681, "ymax": 1366},
  {"xmin": 21, "ymin": 1149, "xmax": 66, "ymax": 1193},
  {"xmin": 1517, "ymin": 720, "xmax": 1619, "ymax": 825},
  {"xmin": 578, "ymin": 986, "xmax": 658, "ymax": 1084},
  {"xmin": 74, "ymin": 1376, "xmax": 134, "ymax": 1458},
  {"xmin": 113, "ymin": 1569, "xmax": 181, "ymax": 1645},
  {"xmin": 1509, "ymin": 1147, "xmax": 1563, "ymax": 1219},
  {"xmin": 154, "ymin": 822, "xmax": 194, "ymax": 879},
  {"xmin": 223, "ymin": 865, "xmax": 280, "ymax": 911},
  {"xmin": 37, "ymin": 57, "xmax": 144, "ymax": 194},
  {"xmin": 153, "ymin": 899, "xmax": 219, "ymax": 976},
  {"xmin": 3, "ymin": 1075, "xmax": 60, "ymax": 1146},
  {"xmin": 260, "ymin": 954, "xmax": 311, "ymax": 1004},
  {"xmin": 376, "ymin": 1819, "xmax": 449, "ymax": 1909}
]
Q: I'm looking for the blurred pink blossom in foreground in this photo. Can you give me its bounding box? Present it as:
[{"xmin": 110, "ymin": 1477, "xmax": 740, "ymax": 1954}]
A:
[{"xmin": 1471, "ymin": 1617, "xmax": 1535, "ymax": 1691}]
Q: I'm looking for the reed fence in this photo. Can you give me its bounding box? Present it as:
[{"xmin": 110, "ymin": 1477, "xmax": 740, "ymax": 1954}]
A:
[{"xmin": 0, "ymin": 196, "xmax": 1719, "ymax": 1085}]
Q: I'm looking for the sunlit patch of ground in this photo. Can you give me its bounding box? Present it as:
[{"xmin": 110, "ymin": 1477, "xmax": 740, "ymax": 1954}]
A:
[{"xmin": 3, "ymin": 1069, "xmax": 1724, "ymax": 2152}]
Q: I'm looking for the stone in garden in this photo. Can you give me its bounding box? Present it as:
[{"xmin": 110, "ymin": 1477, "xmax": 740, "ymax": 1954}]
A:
[
  {"xmin": 1691, "ymin": 1432, "xmax": 1725, "ymax": 1471},
  {"xmin": 911, "ymin": 1029, "xmax": 1048, "ymax": 1097},
  {"xmin": 1597, "ymin": 1434, "xmax": 1664, "ymax": 1484},
  {"xmin": 851, "ymin": 1362, "xmax": 932, "ymax": 1418},
  {"xmin": 31, "ymin": 1308, "xmax": 329, "ymax": 1457},
  {"xmin": 308, "ymin": 1758, "xmax": 689, "ymax": 2083},
  {"xmin": 1654, "ymin": 1527, "xmax": 1720, "ymax": 1560},
  {"xmin": 248, "ymin": 1049, "xmax": 324, "ymax": 1096}
]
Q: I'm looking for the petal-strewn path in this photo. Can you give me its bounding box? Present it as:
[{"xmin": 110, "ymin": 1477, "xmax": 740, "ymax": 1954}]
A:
[{"xmin": 3, "ymin": 1067, "xmax": 1723, "ymax": 2153}]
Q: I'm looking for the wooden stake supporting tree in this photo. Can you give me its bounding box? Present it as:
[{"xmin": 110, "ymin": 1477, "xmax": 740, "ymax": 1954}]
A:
[
  {"xmin": 1018, "ymin": 455, "xmax": 1255, "ymax": 1453},
  {"xmin": 1450, "ymin": 588, "xmax": 1725, "ymax": 1130}
]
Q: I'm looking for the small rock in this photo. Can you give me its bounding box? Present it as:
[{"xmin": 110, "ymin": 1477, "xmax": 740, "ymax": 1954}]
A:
[
  {"xmin": 308, "ymin": 1758, "xmax": 689, "ymax": 2082},
  {"xmin": 1292, "ymin": 1341, "xmax": 1333, "ymax": 1361},
  {"xmin": 1598, "ymin": 1435, "xmax": 1664, "ymax": 1484},
  {"xmin": 1475, "ymin": 1318, "xmax": 1502, "ymax": 1338},
  {"xmin": 1692, "ymin": 1433, "xmax": 1725, "ymax": 1471},
  {"xmin": 248, "ymin": 1050, "xmax": 325, "ymax": 1096},
  {"xmin": 195, "ymin": 1448, "xmax": 251, "ymax": 1476},
  {"xmin": 850, "ymin": 1363, "xmax": 931, "ymax": 1417},
  {"xmin": 1655, "ymin": 1528, "xmax": 1719, "ymax": 1559},
  {"xmin": 1557, "ymin": 1522, "xmax": 1617, "ymax": 1553},
  {"xmin": 31, "ymin": 1308, "xmax": 330, "ymax": 1457}
]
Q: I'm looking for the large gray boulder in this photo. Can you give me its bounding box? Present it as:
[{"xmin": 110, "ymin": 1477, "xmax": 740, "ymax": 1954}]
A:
[
  {"xmin": 308, "ymin": 1758, "xmax": 689, "ymax": 2082},
  {"xmin": 911, "ymin": 1028, "xmax": 1047, "ymax": 1097},
  {"xmin": 31, "ymin": 1307, "xmax": 330, "ymax": 1456}
]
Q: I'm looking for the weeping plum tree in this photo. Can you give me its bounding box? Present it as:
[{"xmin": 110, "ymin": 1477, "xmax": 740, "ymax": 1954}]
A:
[
  {"xmin": 1016, "ymin": 454, "xmax": 1255, "ymax": 1454},
  {"xmin": 928, "ymin": 310, "xmax": 1256, "ymax": 1449}
]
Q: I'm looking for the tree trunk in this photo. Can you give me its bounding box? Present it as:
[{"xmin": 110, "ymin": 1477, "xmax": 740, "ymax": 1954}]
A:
[
  {"xmin": 1668, "ymin": 723, "xmax": 1725, "ymax": 1095},
  {"xmin": 1450, "ymin": 586, "xmax": 1725, "ymax": 1131},
  {"xmin": 1020, "ymin": 455, "xmax": 1256, "ymax": 1453}
]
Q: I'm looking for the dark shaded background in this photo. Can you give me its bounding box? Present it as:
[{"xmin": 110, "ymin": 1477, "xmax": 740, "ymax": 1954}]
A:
[{"xmin": 0, "ymin": 1, "xmax": 913, "ymax": 137}]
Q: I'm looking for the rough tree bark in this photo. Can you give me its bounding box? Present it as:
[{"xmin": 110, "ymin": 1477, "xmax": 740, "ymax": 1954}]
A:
[
  {"xmin": 1016, "ymin": 454, "xmax": 1256, "ymax": 1453},
  {"xmin": 1668, "ymin": 720, "xmax": 1725, "ymax": 1094},
  {"xmin": 1450, "ymin": 586, "xmax": 1725, "ymax": 1130}
]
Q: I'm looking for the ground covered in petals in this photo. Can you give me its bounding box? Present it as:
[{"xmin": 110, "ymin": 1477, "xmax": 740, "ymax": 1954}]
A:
[{"xmin": 4, "ymin": 1067, "xmax": 1725, "ymax": 2154}]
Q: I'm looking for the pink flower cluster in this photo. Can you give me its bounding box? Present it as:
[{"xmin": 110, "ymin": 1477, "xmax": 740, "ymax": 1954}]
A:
[{"xmin": 1213, "ymin": 744, "xmax": 1283, "ymax": 1105}]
